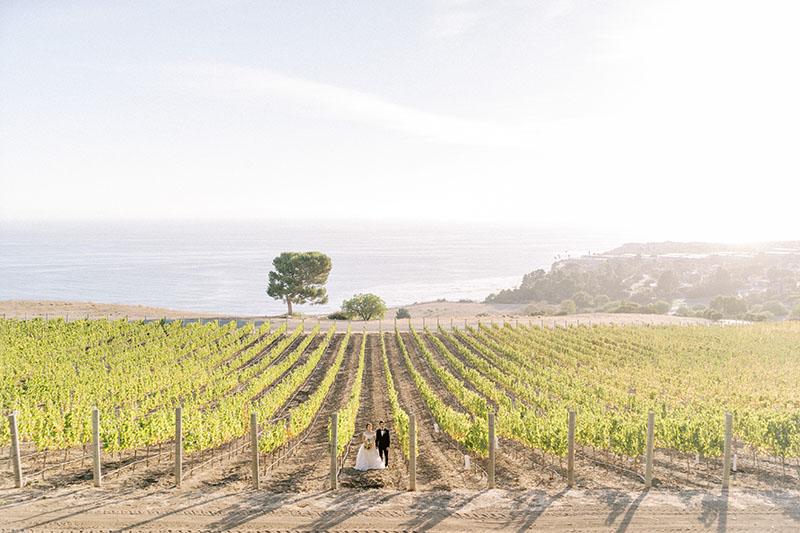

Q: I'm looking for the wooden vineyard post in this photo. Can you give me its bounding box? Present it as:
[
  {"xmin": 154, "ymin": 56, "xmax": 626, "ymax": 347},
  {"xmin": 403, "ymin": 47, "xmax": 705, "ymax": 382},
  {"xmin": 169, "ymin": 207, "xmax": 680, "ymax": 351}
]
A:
[
  {"xmin": 175, "ymin": 406, "xmax": 182, "ymax": 488},
  {"xmin": 8, "ymin": 411, "xmax": 23, "ymax": 488},
  {"xmin": 567, "ymin": 410, "xmax": 575, "ymax": 487},
  {"xmin": 645, "ymin": 411, "xmax": 654, "ymax": 488},
  {"xmin": 488, "ymin": 412, "xmax": 496, "ymax": 489},
  {"xmin": 409, "ymin": 412, "xmax": 416, "ymax": 491},
  {"xmin": 330, "ymin": 413, "xmax": 338, "ymax": 490},
  {"xmin": 723, "ymin": 412, "xmax": 733, "ymax": 488},
  {"xmin": 92, "ymin": 407, "xmax": 102, "ymax": 487},
  {"xmin": 250, "ymin": 413, "xmax": 260, "ymax": 489}
]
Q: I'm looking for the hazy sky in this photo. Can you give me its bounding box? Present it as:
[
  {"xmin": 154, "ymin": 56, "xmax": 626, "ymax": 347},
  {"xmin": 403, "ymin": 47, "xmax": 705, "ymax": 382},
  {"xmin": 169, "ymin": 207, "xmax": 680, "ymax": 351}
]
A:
[{"xmin": 1, "ymin": 1, "xmax": 798, "ymax": 242}]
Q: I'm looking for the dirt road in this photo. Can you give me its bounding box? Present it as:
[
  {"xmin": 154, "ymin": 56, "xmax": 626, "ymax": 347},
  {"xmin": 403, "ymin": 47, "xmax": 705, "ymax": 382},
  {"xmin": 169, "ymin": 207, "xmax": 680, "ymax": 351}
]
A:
[{"xmin": 2, "ymin": 485, "xmax": 798, "ymax": 532}]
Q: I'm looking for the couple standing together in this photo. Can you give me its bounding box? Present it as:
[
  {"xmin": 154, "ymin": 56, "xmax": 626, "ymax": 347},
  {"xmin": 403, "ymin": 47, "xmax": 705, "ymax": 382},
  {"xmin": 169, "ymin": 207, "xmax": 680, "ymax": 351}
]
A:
[{"xmin": 354, "ymin": 421, "xmax": 390, "ymax": 471}]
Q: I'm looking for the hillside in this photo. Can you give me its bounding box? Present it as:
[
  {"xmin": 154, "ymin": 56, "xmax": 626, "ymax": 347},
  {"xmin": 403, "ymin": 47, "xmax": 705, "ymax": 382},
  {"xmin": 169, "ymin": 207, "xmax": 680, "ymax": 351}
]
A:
[{"xmin": 486, "ymin": 241, "xmax": 800, "ymax": 321}]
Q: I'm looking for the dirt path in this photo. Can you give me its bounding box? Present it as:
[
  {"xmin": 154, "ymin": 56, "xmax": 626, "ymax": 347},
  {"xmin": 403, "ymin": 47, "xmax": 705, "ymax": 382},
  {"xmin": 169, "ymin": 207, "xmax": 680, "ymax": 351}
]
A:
[
  {"xmin": 385, "ymin": 332, "xmax": 483, "ymax": 491},
  {"xmin": 257, "ymin": 334, "xmax": 361, "ymax": 492},
  {"xmin": 338, "ymin": 334, "xmax": 406, "ymax": 490},
  {"xmin": 2, "ymin": 485, "xmax": 798, "ymax": 532}
]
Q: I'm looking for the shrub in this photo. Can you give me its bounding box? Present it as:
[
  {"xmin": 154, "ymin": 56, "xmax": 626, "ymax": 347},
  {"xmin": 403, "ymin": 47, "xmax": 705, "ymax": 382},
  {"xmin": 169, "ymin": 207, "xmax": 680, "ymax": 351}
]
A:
[
  {"xmin": 601, "ymin": 300, "xmax": 620, "ymax": 312},
  {"xmin": 572, "ymin": 291, "xmax": 594, "ymax": 310},
  {"xmin": 702, "ymin": 309, "xmax": 723, "ymax": 321},
  {"xmin": 744, "ymin": 311, "xmax": 773, "ymax": 322},
  {"xmin": 327, "ymin": 311, "xmax": 350, "ymax": 320},
  {"xmin": 559, "ymin": 299, "xmax": 577, "ymax": 315},
  {"xmin": 395, "ymin": 308, "xmax": 411, "ymax": 319},
  {"xmin": 652, "ymin": 300, "xmax": 671, "ymax": 314},
  {"xmin": 524, "ymin": 304, "xmax": 556, "ymax": 316},
  {"xmin": 710, "ymin": 295, "xmax": 748, "ymax": 317},
  {"xmin": 610, "ymin": 301, "xmax": 643, "ymax": 314},
  {"xmin": 594, "ymin": 294, "xmax": 610, "ymax": 308},
  {"xmin": 342, "ymin": 293, "xmax": 387, "ymax": 321},
  {"xmin": 763, "ymin": 300, "xmax": 788, "ymax": 316}
]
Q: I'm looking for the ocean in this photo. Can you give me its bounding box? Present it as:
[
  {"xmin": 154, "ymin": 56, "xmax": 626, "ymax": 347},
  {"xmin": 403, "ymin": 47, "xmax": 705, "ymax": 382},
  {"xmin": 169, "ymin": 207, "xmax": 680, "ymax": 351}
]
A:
[{"xmin": 0, "ymin": 220, "xmax": 626, "ymax": 316}]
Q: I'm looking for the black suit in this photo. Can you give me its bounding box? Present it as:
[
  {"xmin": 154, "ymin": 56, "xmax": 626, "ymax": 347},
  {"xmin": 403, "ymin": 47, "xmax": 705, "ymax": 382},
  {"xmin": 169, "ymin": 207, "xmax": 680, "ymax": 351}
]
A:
[{"xmin": 376, "ymin": 428, "xmax": 390, "ymax": 466}]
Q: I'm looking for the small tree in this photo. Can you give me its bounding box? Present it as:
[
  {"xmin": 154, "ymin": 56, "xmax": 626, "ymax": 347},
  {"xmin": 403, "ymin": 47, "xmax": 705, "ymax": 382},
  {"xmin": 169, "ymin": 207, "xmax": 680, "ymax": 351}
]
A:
[
  {"xmin": 559, "ymin": 299, "xmax": 577, "ymax": 315},
  {"xmin": 572, "ymin": 291, "xmax": 594, "ymax": 310},
  {"xmin": 652, "ymin": 300, "xmax": 671, "ymax": 314},
  {"xmin": 396, "ymin": 308, "xmax": 411, "ymax": 319},
  {"xmin": 657, "ymin": 270, "xmax": 679, "ymax": 297},
  {"xmin": 342, "ymin": 293, "xmax": 387, "ymax": 321},
  {"xmin": 763, "ymin": 300, "xmax": 788, "ymax": 316},
  {"xmin": 266, "ymin": 252, "xmax": 331, "ymax": 315},
  {"xmin": 594, "ymin": 294, "xmax": 610, "ymax": 308}
]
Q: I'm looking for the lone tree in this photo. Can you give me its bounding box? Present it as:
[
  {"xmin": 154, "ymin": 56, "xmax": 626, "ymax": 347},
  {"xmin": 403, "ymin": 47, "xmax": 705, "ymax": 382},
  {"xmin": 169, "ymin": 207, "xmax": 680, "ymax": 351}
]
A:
[
  {"xmin": 342, "ymin": 293, "xmax": 387, "ymax": 321},
  {"xmin": 267, "ymin": 252, "xmax": 331, "ymax": 316}
]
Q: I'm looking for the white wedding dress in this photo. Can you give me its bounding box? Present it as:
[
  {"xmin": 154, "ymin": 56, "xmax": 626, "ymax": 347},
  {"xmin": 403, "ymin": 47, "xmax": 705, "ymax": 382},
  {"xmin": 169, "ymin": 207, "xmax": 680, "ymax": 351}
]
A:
[{"xmin": 354, "ymin": 431, "xmax": 385, "ymax": 471}]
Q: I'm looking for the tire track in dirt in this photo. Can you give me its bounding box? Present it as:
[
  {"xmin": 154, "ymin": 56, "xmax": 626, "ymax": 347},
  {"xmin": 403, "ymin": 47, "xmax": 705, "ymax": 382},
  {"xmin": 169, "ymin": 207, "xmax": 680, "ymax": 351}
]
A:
[
  {"xmin": 338, "ymin": 333, "xmax": 405, "ymax": 490},
  {"xmin": 385, "ymin": 332, "xmax": 483, "ymax": 490}
]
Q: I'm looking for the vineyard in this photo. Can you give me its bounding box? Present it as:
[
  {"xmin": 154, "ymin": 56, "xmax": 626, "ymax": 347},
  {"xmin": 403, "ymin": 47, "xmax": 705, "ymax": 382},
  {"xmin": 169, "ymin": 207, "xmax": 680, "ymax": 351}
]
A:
[{"xmin": 2, "ymin": 317, "xmax": 800, "ymax": 492}]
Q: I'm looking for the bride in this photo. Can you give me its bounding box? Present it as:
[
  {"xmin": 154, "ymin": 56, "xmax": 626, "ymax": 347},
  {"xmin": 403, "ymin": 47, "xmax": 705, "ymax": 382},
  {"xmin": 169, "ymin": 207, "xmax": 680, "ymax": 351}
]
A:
[{"xmin": 354, "ymin": 422, "xmax": 385, "ymax": 471}]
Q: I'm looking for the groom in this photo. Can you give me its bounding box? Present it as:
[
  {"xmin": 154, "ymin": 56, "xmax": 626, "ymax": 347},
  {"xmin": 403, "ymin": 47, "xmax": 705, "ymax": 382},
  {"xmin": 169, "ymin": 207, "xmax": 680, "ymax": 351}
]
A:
[{"xmin": 376, "ymin": 420, "xmax": 390, "ymax": 467}]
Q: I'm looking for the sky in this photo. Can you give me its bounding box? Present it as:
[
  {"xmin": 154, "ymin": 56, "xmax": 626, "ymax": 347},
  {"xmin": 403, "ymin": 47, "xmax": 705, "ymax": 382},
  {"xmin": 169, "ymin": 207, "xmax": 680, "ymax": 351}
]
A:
[{"xmin": 1, "ymin": 0, "xmax": 799, "ymax": 242}]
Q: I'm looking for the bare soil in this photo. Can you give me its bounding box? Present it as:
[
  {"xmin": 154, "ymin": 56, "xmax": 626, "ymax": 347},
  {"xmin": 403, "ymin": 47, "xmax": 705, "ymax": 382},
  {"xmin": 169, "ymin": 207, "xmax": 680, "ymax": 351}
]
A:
[{"xmin": 2, "ymin": 484, "xmax": 798, "ymax": 532}]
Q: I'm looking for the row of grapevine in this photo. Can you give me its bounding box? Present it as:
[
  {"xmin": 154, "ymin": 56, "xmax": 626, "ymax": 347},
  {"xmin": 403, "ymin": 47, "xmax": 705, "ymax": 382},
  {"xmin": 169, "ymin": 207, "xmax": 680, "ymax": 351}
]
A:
[
  {"xmin": 379, "ymin": 327, "xmax": 413, "ymax": 459},
  {"xmin": 333, "ymin": 331, "xmax": 366, "ymax": 456},
  {"xmin": 394, "ymin": 327, "xmax": 487, "ymax": 455},
  {"xmin": 259, "ymin": 326, "xmax": 352, "ymax": 453}
]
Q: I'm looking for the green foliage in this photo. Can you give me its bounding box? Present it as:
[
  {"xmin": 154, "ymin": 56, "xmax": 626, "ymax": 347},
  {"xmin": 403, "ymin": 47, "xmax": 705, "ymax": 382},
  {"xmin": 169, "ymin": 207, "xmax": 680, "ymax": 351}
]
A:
[
  {"xmin": 266, "ymin": 252, "xmax": 331, "ymax": 315},
  {"xmin": 332, "ymin": 330, "xmax": 366, "ymax": 455},
  {"xmin": 744, "ymin": 311, "xmax": 774, "ymax": 322},
  {"xmin": 558, "ymin": 299, "xmax": 577, "ymax": 315},
  {"xmin": 342, "ymin": 293, "xmax": 387, "ymax": 321},
  {"xmin": 763, "ymin": 300, "xmax": 788, "ymax": 316},
  {"xmin": 395, "ymin": 307, "xmax": 411, "ymax": 319},
  {"xmin": 652, "ymin": 300, "xmax": 671, "ymax": 314},
  {"xmin": 594, "ymin": 294, "xmax": 610, "ymax": 308},
  {"xmin": 710, "ymin": 295, "xmax": 748, "ymax": 317},
  {"xmin": 657, "ymin": 270, "xmax": 679, "ymax": 296},
  {"xmin": 524, "ymin": 303, "xmax": 556, "ymax": 316},
  {"xmin": 572, "ymin": 291, "xmax": 594, "ymax": 310},
  {"xmin": 379, "ymin": 326, "xmax": 414, "ymax": 459},
  {"xmin": 395, "ymin": 326, "xmax": 487, "ymax": 456},
  {"xmin": 327, "ymin": 311, "xmax": 350, "ymax": 320},
  {"xmin": 609, "ymin": 301, "xmax": 652, "ymax": 314}
]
